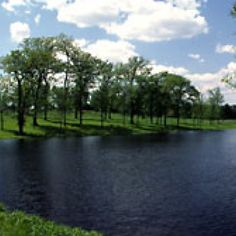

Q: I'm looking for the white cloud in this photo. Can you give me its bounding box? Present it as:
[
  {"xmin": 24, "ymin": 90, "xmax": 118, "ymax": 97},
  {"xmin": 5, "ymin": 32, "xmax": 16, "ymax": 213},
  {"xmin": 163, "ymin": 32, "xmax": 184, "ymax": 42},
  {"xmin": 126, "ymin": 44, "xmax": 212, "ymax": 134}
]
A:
[
  {"xmin": 34, "ymin": 14, "xmax": 41, "ymax": 25},
  {"xmin": 10, "ymin": 21, "xmax": 30, "ymax": 43},
  {"xmin": 105, "ymin": 1, "xmax": 208, "ymax": 42},
  {"xmin": 151, "ymin": 62, "xmax": 189, "ymax": 76},
  {"xmin": 1, "ymin": 0, "xmax": 29, "ymax": 12},
  {"xmin": 3, "ymin": 0, "xmax": 208, "ymax": 42},
  {"xmin": 216, "ymin": 44, "xmax": 236, "ymax": 54},
  {"xmin": 82, "ymin": 39, "xmax": 138, "ymax": 63},
  {"xmin": 188, "ymin": 53, "xmax": 205, "ymax": 63},
  {"xmin": 35, "ymin": 0, "xmax": 208, "ymax": 42},
  {"xmin": 56, "ymin": 39, "xmax": 137, "ymax": 64},
  {"xmin": 36, "ymin": 0, "xmax": 68, "ymax": 11},
  {"xmin": 166, "ymin": 0, "xmax": 202, "ymax": 10}
]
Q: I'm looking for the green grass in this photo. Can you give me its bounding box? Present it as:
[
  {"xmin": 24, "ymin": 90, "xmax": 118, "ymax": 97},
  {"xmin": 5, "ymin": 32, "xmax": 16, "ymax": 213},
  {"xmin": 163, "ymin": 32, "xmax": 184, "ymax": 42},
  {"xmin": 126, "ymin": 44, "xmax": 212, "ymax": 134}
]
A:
[
  {"xmin": 1, "ymin": 111, "xmax": 236, "ymax": 140},
  {"xmin": 0, "ymin": 204, "xmax": 101, "ymax": 236}
]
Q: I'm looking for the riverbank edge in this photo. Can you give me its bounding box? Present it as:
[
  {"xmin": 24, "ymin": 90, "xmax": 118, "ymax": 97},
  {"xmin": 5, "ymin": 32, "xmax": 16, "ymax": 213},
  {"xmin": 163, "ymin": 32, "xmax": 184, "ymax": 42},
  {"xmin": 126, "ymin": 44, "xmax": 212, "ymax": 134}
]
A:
[
  {"xmin": 0, "ymin": 124, "xmax": 235, "ymax": 141},
  {"xmin": 0, "ymin": 204, "xmax": 102, "ymax": 236}
]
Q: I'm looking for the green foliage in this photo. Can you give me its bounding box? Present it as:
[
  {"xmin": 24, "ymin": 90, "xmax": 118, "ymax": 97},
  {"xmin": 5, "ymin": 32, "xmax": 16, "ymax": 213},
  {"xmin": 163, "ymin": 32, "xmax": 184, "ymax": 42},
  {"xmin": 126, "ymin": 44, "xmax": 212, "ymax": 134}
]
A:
[
  {"xmin": 0, "ymin": 206, "xmax": 101, "ymax": 236},
  {"xmin": 207, "ymin": 87, "xmax": 224, "ymax": 122},
  {"xmin": 232, "ymin": 2, "xmax": 236, "ymax": 16},
  {"xmin": 0, "ymin": 34, "xmax": 228, "ymax": 136},
  {"xmin": 0, "ymin": 203, "xmax": 6, "ymax": 212}
]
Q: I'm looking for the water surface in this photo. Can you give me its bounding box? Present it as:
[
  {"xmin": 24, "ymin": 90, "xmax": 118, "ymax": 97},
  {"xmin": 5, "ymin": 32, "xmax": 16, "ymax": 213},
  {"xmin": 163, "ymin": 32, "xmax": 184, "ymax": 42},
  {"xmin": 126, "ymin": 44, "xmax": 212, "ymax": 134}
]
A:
[{"xmin": 1, "ymin": 131, "xmax": 236, "ymax": 235}]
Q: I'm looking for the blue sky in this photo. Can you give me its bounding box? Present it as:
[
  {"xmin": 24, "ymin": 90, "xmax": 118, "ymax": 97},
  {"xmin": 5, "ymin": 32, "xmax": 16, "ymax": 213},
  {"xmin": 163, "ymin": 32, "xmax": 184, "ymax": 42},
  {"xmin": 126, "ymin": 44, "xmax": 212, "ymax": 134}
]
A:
[{"xmin": 1, "ymin": 0, "xmax": 236, "ymax": 103}]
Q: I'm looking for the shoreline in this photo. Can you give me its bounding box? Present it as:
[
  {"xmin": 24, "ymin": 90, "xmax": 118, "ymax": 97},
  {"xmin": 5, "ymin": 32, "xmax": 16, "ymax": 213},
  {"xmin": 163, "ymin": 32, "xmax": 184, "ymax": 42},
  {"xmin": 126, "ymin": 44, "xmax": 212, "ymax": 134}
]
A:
[
  {"xmin": 1, "ymin": 112, "xmax": 236, "ymax": 141},
  {"xmin": 0, "ymin": 124, "xmax": 235, "ymax": 142}
]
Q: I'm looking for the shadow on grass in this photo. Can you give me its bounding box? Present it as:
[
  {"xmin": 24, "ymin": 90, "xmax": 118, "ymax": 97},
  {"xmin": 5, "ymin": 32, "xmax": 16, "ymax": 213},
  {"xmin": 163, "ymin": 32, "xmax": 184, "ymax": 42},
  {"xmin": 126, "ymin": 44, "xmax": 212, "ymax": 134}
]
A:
[
  {"xmin": 2, "ymin": 120, "xmax": 210, "ymax": 141},
  {"xmin": 8, "ymin": 123, "xmax": 133, "ymax": 139}
]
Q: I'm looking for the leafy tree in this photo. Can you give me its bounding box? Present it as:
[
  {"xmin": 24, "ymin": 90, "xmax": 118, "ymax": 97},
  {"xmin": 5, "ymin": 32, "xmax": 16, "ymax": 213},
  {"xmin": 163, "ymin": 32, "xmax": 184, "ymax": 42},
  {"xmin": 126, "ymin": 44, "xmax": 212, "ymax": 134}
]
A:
[
  {"xmin": 207, "ymin": 87, "xmax": 224, "ymax": 123},
  {"xmin": 118, "ymin": 57, "xmax": 150, "ymax": 124},
  {"xmin": 1, "ymin": 50, "xmax": 32, "ymax": 135},
  {"xmin": 91, "ymin": 61, "xmax": 114, "ymax": 127},
  {"xmin": 162, "ymin": 73, "xmax": 198, "ymax": 126},
  {"xmin": 191, "ymin": 94, "xmax": 205, "ymax": 126},
  {"xmin": 55, "ymin": 34, "xmax": 75, "ymax": 127},
  {"xmin": 0, "ymin": 34, "xmax": 206, "ymax": 135},
  {"xmin": 0, "ymin": 76, "xmax": 7, "ymax": 130},
  {"xmin": 21, "ymin": 37, "xmax": 57, "ymax": 125},
  {"xmin": 70, "ymin": 48, "xmax": 98, "ymax": 126}
]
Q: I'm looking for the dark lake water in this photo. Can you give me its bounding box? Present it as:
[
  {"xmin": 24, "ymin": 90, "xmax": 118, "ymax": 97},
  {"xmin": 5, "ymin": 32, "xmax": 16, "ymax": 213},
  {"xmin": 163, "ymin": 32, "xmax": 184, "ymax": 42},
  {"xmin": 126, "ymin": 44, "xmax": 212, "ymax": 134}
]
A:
[{"xmin": 1, "ymin": 131, "xmax": 236, "ymax": 235}]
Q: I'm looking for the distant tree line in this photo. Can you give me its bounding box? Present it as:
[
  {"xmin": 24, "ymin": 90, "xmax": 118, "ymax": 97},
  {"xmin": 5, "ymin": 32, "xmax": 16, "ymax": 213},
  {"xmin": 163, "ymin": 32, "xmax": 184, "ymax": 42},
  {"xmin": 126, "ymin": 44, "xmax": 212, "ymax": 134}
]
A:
[{"xmin": 0, "ymin": 35, "xmax": 227, "ymax": 135}]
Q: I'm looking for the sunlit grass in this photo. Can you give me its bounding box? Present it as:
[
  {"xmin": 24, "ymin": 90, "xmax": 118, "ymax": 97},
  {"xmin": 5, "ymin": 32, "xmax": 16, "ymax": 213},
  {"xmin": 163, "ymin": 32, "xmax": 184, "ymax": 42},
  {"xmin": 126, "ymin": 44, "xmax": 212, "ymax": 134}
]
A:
[{"xmin": 0, "ymin": 111, "xmax": 236, "ymax": 140}]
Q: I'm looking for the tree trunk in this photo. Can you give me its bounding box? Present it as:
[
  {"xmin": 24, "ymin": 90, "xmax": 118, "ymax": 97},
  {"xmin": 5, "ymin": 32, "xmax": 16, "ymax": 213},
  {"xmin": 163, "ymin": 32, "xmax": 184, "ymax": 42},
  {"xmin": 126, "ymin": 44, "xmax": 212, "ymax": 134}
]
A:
[
  {"xmin": 33, "ymin": 79, "xmax": 42, "ymax": 127},
  {"xmin": 79, "ymin": 95, "xmax": 83, "ymax": 126},
  {"xmin": 130, "ymin": 102, "xmax": 134, "ymax": 125},
  {"xmin": 74, "ymin": 109, "xmax": 78, "ymax": 119},
  {"xmin": 176, "ymin": 106, "xmax": 180, "ymax": 127},
  {"xmin": 101, "ymin": 109, "xmax": 104, "ymax": 128},
  {"xmin": 0, "ymin": 110, "xmax": 4, "ymax": 131},
  {"xmin": 33, "ymin": 98, "xmax": 39, "ymax": 126},
  {"xmin": 164, "ymin": 114, "xmax": 167, "ymax": 127},
  {"xmin": 44, "ymin": 106, "xmax": 48, "ymax": 121},
  {"xmin": 149, "ymin": 94, "xmax": 154, "ymax": 124},
  {"xmin": 108, "ymin": 107, "xmax": 112, "ymax": 119},
  {"xmin": 177, "ymin": 116, "xmax": 180, "ymax": 127},
  {"xmin": 43, "ymin": 79, "xmax": 50, "ymax": 121},
  {"xmin": 63, "ymin": 73, "xmax": 68, "ymax": 127},
  {"xmin": 150, "ymin": 113, "xmax": 153, "ymax": 124},
  {"xmin": 17, "ymin": 79, "xmax": 24, "ymax": 135},
  {"xmin": 137, "ymin": 113, "xmax": 140, "ymax": 124},
  {"xmin": 123, "ymin": 111, "xmax": 126, "ymax": 125}
]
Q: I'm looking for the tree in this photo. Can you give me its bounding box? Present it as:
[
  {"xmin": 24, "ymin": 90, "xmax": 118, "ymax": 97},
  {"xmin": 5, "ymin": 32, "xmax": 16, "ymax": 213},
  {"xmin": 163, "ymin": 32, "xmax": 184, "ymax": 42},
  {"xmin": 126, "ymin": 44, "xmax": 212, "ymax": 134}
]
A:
[
  {"xmin": 0, "ymin": 76, "xmax": 11, "ymax": 130},
  {"xmin": 55, "ymin": 34, "xmax": 75, "ymax": 127},
  {"xmin": 1, "ymin": 34, "xmax": 205, "ymax": 135},
  {"xmin": 1, "ymin": 50, "xmax": 31, "ymax": 135},
  {"xmin": 21, "ymin": 37, "xmax": 57, "ymax": 126},
  {"xmin": 92, "ymin": 61, "xmax": 114, "ymax": 127},
  {"xmin": 207, "ymin": 87, "xmax": 224, "ymax": 123},
  {"xmin": 191, "ymin": 94, "xmax": 205, "ymax": 126},
  {"xmin": 118, "ymin": 57, "xmax": 150, "ymax": 124},
  {"xmin": 70, "ymin": 48, "xmax": 98, "ymax": 126},
  {"xmin": 162, "ymin": 73, "xmax": 198, "ymax": 127},
  {"xmin": 143, "ymin": 73, "xmax": 163, "ymax": 124}
]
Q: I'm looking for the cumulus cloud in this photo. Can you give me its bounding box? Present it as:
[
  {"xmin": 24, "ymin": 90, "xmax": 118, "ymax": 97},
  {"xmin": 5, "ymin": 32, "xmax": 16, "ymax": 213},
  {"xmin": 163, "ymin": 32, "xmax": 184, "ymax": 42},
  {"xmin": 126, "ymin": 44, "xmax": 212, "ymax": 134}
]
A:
[
  {"xmin": 216, "ymin": 44, "xmax": 236, "ymax": 54},
  {"xmin": 1, "ymin": 0, "xmax": 29, "ymax": 12},
  {"xmin": 188, "ymin": 53, "xmax": 205, "ymax": 63},
  {"xmin": 2, "ymin": 0, "xmax": 208, "ymax": 42},
  {"xmin": 34, "ymin": 14, "xmax": 41, "ymax": 25},
  {"xmin": 10, "ymin": 21, "xmax": 30, "ymax": 43},
  {"xmin": 151, "ymin": 62, "xmax": 189, "ymax": 76},
  {"xmin": 33, "ymin": 0, "xmax": 208, "ymax": 42},
  {"xmin": 82, "ymin": 39, "xmax": 138, "ymax": 63},
  {"xmin": 36, "ymin": 0, "xmax": 68, "ymax": 11},
  {"xmin": 106, "ymin": 1, "xmax": 208, "ymax": 42}
]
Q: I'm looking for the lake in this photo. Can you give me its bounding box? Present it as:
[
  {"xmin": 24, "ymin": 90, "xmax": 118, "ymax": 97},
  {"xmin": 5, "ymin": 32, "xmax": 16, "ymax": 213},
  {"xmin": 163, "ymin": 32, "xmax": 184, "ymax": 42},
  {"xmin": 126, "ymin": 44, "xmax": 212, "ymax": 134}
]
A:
[{"xmin": 1, "ymin": 131, "xmax": 236, "ymax": 236}]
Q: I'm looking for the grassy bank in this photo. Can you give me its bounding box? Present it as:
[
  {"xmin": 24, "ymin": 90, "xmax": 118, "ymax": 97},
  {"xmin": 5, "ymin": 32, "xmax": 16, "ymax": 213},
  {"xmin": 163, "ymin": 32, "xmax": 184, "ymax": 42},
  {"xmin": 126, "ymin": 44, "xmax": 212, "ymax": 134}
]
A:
[
  {"xmin": 1, "ymin": 111, "xmax": 236, "ymax": 140},
  {"xmin": 0, "ymin": 204, "xmax": 101, "ymax": 236}
]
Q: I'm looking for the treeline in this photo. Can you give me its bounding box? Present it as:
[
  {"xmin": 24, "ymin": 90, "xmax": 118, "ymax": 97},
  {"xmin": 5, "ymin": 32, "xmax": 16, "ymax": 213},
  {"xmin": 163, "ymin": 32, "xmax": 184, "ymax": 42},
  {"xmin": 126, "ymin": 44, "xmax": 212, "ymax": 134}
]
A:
[{"xmin": 0, "ymin": 34, "xmax": 226, "ymax": 135}]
